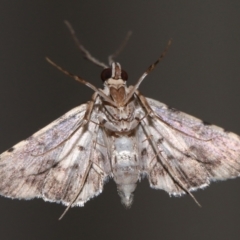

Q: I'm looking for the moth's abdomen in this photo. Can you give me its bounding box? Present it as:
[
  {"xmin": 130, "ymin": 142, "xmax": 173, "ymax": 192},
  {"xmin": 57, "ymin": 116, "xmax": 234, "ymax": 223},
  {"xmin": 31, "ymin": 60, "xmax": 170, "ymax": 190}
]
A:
[{"xmin": 112, "ymin": 135, "xmax": 139, "ymax": 207}]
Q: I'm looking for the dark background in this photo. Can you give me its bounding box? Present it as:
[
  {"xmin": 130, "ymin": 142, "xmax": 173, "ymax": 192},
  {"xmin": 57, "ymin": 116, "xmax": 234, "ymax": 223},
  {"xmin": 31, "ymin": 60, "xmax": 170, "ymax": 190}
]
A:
[{"xmin": 0, "ymin": 1, "xmax": 240, "ymax": 240}]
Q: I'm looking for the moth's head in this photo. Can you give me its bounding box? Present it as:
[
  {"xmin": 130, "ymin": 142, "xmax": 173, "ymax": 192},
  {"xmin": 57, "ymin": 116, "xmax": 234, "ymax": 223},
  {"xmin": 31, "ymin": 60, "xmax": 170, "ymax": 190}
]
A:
[
  {"xmin": 101, "ymin": 62, "xmax": 128, "ymax": 105},
  {"xmin": 101, "ymin": 62, "xmax": 128, "ymax": 84}
]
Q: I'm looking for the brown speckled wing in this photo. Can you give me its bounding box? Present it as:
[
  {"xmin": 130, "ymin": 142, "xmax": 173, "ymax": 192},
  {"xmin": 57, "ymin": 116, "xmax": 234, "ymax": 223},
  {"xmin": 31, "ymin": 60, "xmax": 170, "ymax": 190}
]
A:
[
  {"xmin": 0, "ymin": 104, "xmax": 110, "ymax": 206},
  {"xmin": 142, "ymin": 97, "xmax": 240, "ymax": 196}
]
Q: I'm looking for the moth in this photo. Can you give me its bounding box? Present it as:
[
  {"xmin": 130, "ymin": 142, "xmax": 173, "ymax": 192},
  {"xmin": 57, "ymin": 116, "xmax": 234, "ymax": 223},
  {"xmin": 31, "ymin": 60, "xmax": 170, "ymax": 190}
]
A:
[{"xmin": 1, "ymin": 21, "xmax": 240, "ymax": 220}]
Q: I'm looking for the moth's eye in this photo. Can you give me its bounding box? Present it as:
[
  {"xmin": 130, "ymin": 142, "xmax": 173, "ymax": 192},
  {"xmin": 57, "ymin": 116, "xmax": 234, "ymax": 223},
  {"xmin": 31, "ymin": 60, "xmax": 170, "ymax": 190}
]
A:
[
  {"xmin": 121, "ymin": 70, "xmax": 128, "ymax": 81},
  {"xmin": 101, "ymin": 68, "xmax": 112, "ymax": 81}
]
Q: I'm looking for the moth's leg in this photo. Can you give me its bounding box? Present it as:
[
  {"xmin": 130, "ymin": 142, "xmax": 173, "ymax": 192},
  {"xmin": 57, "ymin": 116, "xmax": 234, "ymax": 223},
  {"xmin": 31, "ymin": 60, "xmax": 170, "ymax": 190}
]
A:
[
  {"xmin": 64, "ymin": 21, "xmax": 108, "ymax": 69},
  {"xmin": 59, "ymin": 160, "xmax": 93, "ymax": 220},
  {"xmin": 140, "ymin": 119, "xmax": 201, "ymax": 207},
  {"xmin": 82, "ymin": 92, "xmax": 99, "ymax": 125},
  {"xmin": 135, "ymin": 90, "xmax": 212, "ymax": 144},
  {"xmin": 91, "ymin": 129, "xmax": 109, "ymax": 176},
  {"xmin": 101, "ymin": 128, "xmax": 114, "ymax": 174},
  {"xmin": 123, "ymin": 39, "xmax": 172, "ymax": 106},
  {"xmin": 91, "ymin": 160, "xmax": 106, "ymax": 176},
  {"xmin": 56, "ymin": 91, "xmax": 99, "ymax": 143},
  {"xmin": 85, "ymin": 119, "xmax": 114, "ymax": 174},
  {"xmin": 46, "ymin": 58, "xmax": 117, "ymax": 107},
  {"xmin": 136, "ymin": 92, "xmax": 208, "ymax": 164},
  {"xmin": 135, "ymin": 90, "xmax": 156, "ymax": 117},
  {"xmin": 59, "ymin": 119, "xmax": 100, "ymax": 220},
  {"xmin": 33, "ymin": 93, "xmax": 99, "ymax": 158}
]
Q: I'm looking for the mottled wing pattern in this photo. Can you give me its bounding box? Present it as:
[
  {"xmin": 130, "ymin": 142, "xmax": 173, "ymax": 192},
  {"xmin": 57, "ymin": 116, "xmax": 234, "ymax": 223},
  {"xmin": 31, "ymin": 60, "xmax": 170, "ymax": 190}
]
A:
[
  {"xmin": 0, "ymin": 104, "xmax": 110, "ymax": 206},
  {"xmin": 141, "ymin": 97, "xmax": 240, "ymax": 196}
]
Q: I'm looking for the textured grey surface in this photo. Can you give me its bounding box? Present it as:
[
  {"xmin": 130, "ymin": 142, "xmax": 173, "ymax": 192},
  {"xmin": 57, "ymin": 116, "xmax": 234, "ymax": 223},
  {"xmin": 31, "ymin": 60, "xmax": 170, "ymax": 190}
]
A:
[{"xmin": 0, "ymin": 1, "xmax": 240, "ymax": 240}]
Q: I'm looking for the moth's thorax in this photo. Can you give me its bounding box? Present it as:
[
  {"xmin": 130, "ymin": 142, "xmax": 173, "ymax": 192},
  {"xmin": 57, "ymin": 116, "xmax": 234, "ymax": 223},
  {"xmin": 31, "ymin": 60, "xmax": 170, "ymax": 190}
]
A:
[
  {"xmin": 102, "ymin": 79, "xmax": 134, "ymax": 121},
  {"xmin": 100, "ymin": 80, "xmax": 140, "ymax": 133},
  {"xmin": 100, "ymin": 100, "xmax": 138, "ymax": 133},
  {"xmin": 101, "ymin": 62, "xmax": 129, "ymax": 107},
  {"xmin": 105, "ymin": 78, "xmax": 126, "ymax": 105}
]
